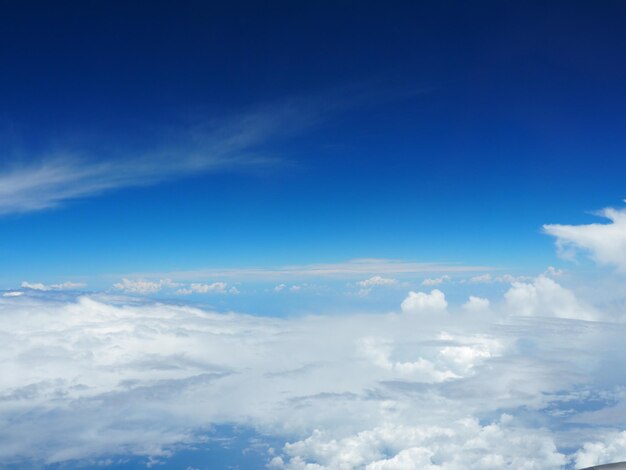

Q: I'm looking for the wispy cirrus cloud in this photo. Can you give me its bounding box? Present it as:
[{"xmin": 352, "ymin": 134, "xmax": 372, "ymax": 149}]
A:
[
  {"xmin": 123, "ymin": 258, "xmax": 492, "ymax": 283},
  {"xmin": 0, "ymin": 87, "xmax": 425, "ymax": 217},
  {"xmin": 0, "ymin": 104, "xmax": 307, "ymax": 216}
]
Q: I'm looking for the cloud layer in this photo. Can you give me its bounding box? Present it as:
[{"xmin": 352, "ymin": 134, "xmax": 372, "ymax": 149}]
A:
[{"xmin": 2, "ymin": 276, "xmax": 626, "ymax": 468}]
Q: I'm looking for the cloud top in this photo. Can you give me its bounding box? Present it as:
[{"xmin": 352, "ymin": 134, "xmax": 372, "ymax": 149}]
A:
[
  {"xmin": 544, "ymin": 205, "xmax": 626, "ymax": 271},
  {"xmin": 401, "ymin": 289, "xmax": 448, "ymax": 314}
]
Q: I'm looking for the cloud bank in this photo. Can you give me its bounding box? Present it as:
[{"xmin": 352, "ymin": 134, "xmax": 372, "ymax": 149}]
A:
[{"xmin": 1, "ymin": 275, "xmax": 625, "ymax": 468}]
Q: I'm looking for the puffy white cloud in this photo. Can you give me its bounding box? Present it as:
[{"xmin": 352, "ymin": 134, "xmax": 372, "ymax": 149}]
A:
[
  {"xmin": 574, "ymin": 431, "xmax": 626, "ymax": 468},
  {"xmin": 271, "ymin": 416, "xmax": 566, "ymax": 470},
  {"xmin": 422, "ymin": 275, "xmax": 450, "ymax": 286},
  {"xmin": 462, "ymin": 296, "xmax": 490, "ymax": 313},
  {"xmin": 401, "ymin": 289, "xmax": 447, "ymax": 314},
  {"xmin": 21, "ymin": 281, "xmax": 85, "ymax": 291},
  {"xmin": 544, "ymin": 205, "xmax": 626, "ymax": 271},
  {"xmin": 504, "ymin": 275, "xmax": 597, "ymax": 321},
  {"xmin": 274, "ymin": 283, "xmax": 287, "ymax": 292}
]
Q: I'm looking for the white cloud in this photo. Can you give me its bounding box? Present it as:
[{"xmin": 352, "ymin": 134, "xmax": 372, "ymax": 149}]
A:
[
  {"xmin": 0, "ymin": 103, "xmax": 314, "ymax": 216},
  {"xmin": 112, "ymin": 278, "xmax": 176, "ymax": 294},
  {"xmin": 357, "ymin": 276, "xmax": 398, "ymax": 288},
  {"xmin": 189, "ymin": 282, "xmax": 228, "ymax": 294},
  {"xmin": 468, "ymin": 273, "xmax": 532, "ymax": 284},
  {"xmin": 504, "ymin": 275, "xmax": 597, "ymax": 321},
  {"xmin": 544, "ymin": 205, "xmax": 626, "ymax": 271},
  {"xmin": 469, "ymin": 273, "xmax": 493, "ymax": 283},
  {"xmin": 462, "ymin": 296, "xmax": 490, "ymax": 313},
  {"xmin": 271, "ymin": 416, "xmax": 566, "ymax": 470},
  {"xmin": 133, "ymin": 258, "xmax": 491, "ymax": 282},
  {"xmin": 273, "ymin": 283, "xmax": 306, "ymax": 293},
  {"xmin": 356, "ymin": 276, "xmax": 399, "ymax": 295},
  {"xmin": 421, "ymin": 275, "xmax": 450, "ymax": 286},
  {"xmin": 21, "ymin": 281, "xmax": 86, "ymax": 291},
  {"xmin": 401, "ymin": 289, "xmax": 448, "ymax": 314},
  {"xmin": 544, "ymin": 266, "xmax": 564, "ymax": 277},
  {"xmin": 574, "ymin": 431, "xmax": 626, "ymax": 468},
  {"xmin": 0, "ymin": 285, "xmax": 620, "ymax": 468},
  {"xmin": 173, "ymin": 282, "xmax": 239, "ymax": 295},
  {"xmin": 2, "ymin": 291, "xmax": 23, "ymax": 297}
]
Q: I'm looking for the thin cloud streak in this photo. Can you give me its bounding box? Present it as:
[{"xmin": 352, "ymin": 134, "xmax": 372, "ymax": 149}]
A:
[
  {"xmin": 0, "ymin": 105, "xmax": 304, "ymax": 216},
  {"xmin": 0, "ymin": 87, "xmax": 426, "ymax": 217},
  {"xmin": 120, "ymin": 258, "xmax": 494, "ymax": 282}
]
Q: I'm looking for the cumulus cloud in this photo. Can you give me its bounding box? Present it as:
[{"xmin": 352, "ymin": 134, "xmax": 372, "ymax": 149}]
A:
[
  {"xmin": 401, "ymin": 289, "xmax": 448, "ymax": 314},
  {"xmin": 115, "ymin": 279, "xmax": 239, "ymax": 296},
  {"xmin": 269, "ymin": 416, "xmax": 566, "ymax": 469},
  {"xmin": 21, "ymin": 281, "xmax": 85, "ymax": 291},
  {"xmin": 113, "ymin": 278, "xmax": 177, "ymax": 294},
  {"xmin": 462, "ymin": 296, "xmax": 490, "ymax": 313},
  {"xmin": 544, "ymin": 205, "xmax": 626, "ymax": 271},
  {"xmin": 186, "ymin": 282, "xmax": 238, "ymax": 294},
  {"xmin": 504, "ymin": 275, "xmax": 597, "ymax": 321},
  {"xmin": 422, "ymin": 275, "xmax": 450, "ymax": 286},
  {"xmin": 357, "ymin": 276, "xmax": 398, "ymax": 288},
  {"xmin": 574, "ymin": 431, "xmax": 626, "ymax": 468},
  {"xmin": 0, "ymin": 282, "xmax": 621, "ymax": 468},
  {"xmin": 272, "ymin": 283, "xmax": 308, "ymax": 293},
  {"xmin": 356, "ymin": 276, "xmax": 399, "ymax": 295}
]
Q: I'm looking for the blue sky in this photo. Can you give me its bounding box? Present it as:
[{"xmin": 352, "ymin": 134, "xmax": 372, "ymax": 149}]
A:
[
  {"xmin": 3, "ymin": 2, "xmax": 626, "ymax": 469},
  {"xmin": 2, "ymin": 1, "xmax": 626, "ymax": 287}
]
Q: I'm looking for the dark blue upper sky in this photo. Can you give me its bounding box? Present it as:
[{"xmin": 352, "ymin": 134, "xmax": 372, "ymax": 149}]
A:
[{"xmin": 1, "ymin": 1, "xmax": 626, "ymax": 284}]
